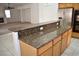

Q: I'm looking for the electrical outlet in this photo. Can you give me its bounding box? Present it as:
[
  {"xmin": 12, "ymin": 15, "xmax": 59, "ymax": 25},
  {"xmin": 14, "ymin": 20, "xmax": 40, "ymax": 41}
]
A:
[
  {"xmin": 40, "ymin": 27, "xmax": 44, "ymax": 30},
  {"xmin": 56, "ymin": 23, "xmax": 59, "ymax": 25}
]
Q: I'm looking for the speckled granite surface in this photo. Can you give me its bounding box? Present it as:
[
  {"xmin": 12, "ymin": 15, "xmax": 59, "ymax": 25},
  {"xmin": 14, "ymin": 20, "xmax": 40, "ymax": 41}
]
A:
[
  {"xmin": 9, "ymin": 21, "xmax": 60, "ymax": 32},
  {"xmin": 0, "ymin": 21, "xmax": 58, "ymax": 35},
  {"xmin": 0, "ymin": 20, "xmax": 71, "ymax": 48},
  {"xmin": 18, "ymin": 22, "xmax": 71, "ymax": 48}
]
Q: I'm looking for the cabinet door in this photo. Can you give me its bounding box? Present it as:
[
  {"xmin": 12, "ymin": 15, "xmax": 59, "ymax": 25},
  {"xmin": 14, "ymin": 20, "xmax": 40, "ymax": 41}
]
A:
[
  {"xmin": 40, "ymin": 47, "xmax": 52, "ymax": 56},
  {"xmin": 37, "ymin": 41, "xmax": 52, "ymax": 55},
  {"xmin": 20, "ymin": 40, "xmax": 37, "ymax": 56},
  {"xmin": 53, "ymin": 41, "xmax": 61, "ymax": 56},
  {"xmin": 67, "ymin": 29, "xmax": 72, "ymax": 47},
  {"xmin": 61, "ymin": 32, "xmax": 68, "ymax": 54}
]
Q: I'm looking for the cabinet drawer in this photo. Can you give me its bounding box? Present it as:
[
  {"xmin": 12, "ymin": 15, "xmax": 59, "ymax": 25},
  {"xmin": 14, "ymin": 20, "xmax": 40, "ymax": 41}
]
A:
[
  {"xmin": 53, "ymin": 36, "xmax": 61, "ymax": 45},
  {"xmin": 38, "ymin": 41, "xmax": 52, "ymax": 55},
  {"xmin": 40, "ymin": 47, "xmax": 52, "ymax": 56}
]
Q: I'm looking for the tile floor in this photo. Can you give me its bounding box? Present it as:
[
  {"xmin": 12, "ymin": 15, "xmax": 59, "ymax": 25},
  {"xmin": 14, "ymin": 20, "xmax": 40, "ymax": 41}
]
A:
[
  {"xmin": 62, "ymin": 38, "xmax": 79, "ymax": 56},
  {"xmin": 0, "ymin": 37, "xmax": 79, "ymax": 56}
]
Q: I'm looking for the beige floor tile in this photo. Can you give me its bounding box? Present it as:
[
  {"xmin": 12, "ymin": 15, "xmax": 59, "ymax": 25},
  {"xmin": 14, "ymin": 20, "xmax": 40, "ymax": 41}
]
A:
[{"xmin": 62, "ymin": 38, "xmax": 79, "ymax": 56}]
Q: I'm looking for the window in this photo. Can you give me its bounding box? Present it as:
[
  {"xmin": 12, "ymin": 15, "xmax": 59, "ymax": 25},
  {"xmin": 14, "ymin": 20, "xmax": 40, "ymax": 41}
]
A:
[{"xmin": 5, "ymin": 9, "xmax": 11, "ymax": 18}]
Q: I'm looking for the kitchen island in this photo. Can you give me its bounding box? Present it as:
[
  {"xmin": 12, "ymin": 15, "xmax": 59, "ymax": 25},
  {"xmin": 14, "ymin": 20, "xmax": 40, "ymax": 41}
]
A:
[{"xmin": 17, "ymin": 21, "xmax": 72, "ymax": 56}]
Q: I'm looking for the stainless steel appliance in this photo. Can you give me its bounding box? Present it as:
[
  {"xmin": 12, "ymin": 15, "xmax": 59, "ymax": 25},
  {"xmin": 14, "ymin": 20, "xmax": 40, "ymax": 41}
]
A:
[{"xmin": 58, "ymin": 8, "xmax": 74, "ymax": 29}]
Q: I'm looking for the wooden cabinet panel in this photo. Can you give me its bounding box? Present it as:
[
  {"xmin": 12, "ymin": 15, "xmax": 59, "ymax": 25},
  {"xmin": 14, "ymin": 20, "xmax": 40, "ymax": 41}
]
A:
[
  {"xmin": 61, "ymin": 38, "xmax": 67, "ymax": 53},
  {"xmin": 62, "ymin": 32, "xmax": 68, "ymax": 38},
  {"xmin": 40, "ymin": 47, "xmax": 52, "ymax": 56},
  {"xmin": 53, "ymin": 36, "xmax": 61, "ymax": 56},
  {"xmin": 61, "ymin": 32, "xmax": 68, "ymax": 54},
  {"xmin": 59, "ymin": 3, "xmax": 79, "ymax": 10},
  {"xmin": 20, "ymin": 40, "xmax": 37, "ymax": 56},
  {"xmin": 53, "ymin": 36, "xmax": 61, "ymax": 44},
  {"xmin": 58, "ymin": 3, "xmax": 73, "ymax": 9},
  {"xmin": 67, "ymin": 29, "xmax": 72, "ymax": 47},
  {"xmin": 53, "ymin": 41, "xmax": 61, "ymax": 56},
  {"xmin": 38, "ymin": 41, "xmax": 52, "ymax": 55},
  {"xmin": 72, "ymin": 32, "xmax": 79, "ymax": 38},
  {"xmin": 73, "ymin": 4, "xmax": 79, "ymax": 10},
  {"xmin": 20, "ymin": 28, "xmax": 72, "ymax": 56}
]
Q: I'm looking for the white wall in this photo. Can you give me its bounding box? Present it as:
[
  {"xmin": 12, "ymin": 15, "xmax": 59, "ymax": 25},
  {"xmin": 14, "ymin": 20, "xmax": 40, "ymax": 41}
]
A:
[
  {"xmin": 16, "ymin": 4, "xmax": 32, "ymax": 23},
  {"xmin": 17, "ymin": 4, "xmax": 31, "ymax": 9},
  {"xmin": 31, "ymin": 4, "xmax": 39, "ymax": 23},
  {"xmin": 0, "ymin": 7, "xmax": 4, "ymax": 17},
  {"xmin": 6, "ymin": 9, "xmax": 21, "ymax": 23},
  {"xmin": 0, "ymin": 6, "xmax": 21, "ymax": 23},
  {"xmin": 6, "ymin": 4, "xmax": 32, "ymax": 23},
  {"xmin": 31, "ymin": 3, "xmax": 58, "ymax": 23},
  {"xmin": 38, "ymin": 3, "xmax": 58, "ymax": 23},
  {"xmin": 17, "ymin": 3, "xmax": 39, "ymax": 23},
  {"xmin": 5, "ymin": 3, "xmax": 58, "ymax": 23},
  {"xmin": 0, "ymin": 7, "xmax": 7, "ymax": 24},
  {"xmin": 20, "ymin": 8, "xmax": 31, "ymax": 22}
]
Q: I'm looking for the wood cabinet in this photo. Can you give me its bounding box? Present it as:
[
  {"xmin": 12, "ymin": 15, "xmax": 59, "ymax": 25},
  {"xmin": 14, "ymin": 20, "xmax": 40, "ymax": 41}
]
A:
[
  {"xmin": 40, "ymin": 47, "xmax": 52, "ymax": 56},
  {"xmin": 20, "ymin": 28, "xmax": 72, "ymax": 56},
  {"xmin": 61, "ymin": 32, "xmax": 68, "ymax": 54},
  {"xmin": 38, "ymin": 41, "xmax": 52, "ymax": 55},
  {"xmin": 52, "ymin": 36, "xmax": 61, "ymax": 56},
  {"xmin": 53, "ymin": 41, "xmax": 61, "ymax": 56},
  {"xmin": 58, "ymin": 3, "xmax": 73, "ymax": 9},
  {"xmin": 20, "ymin": 40, "xmax": 37, "ymax": 56},
  {"xmin": 20, "ymin": 40, "xmax": 52, "ymax": 56},
  {"xmin": 59, "ymin": 3, "xmax": 79, "ymax": 10},
  {"xmin": 73, "ymin": 4, "xmax": 79, "ymax": 10},
  {"xmin": 67, "ymin": 29, "xmax": 72, "ymax": 47}
]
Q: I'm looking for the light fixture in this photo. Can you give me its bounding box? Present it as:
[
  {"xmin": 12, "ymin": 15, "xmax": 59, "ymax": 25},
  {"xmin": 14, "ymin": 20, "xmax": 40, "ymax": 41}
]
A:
[
  {"xmin": 5, "ymin": 3, "xmax": 11, "ymax": 18},
  {"xmin": 5, "ymin": 9, "xmax": 11, "ymax": 18}
]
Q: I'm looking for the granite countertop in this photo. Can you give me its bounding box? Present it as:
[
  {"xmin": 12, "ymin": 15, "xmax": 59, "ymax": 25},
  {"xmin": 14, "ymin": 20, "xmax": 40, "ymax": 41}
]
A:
[
  {"xmin": 0, "ymin": 21, "xmax": 58, "ymax": 35},
  {"xmin": 9, "ymin": 21, "xmax": 59, "ymax": 32},
  {"xmin": 19, "ymin": 23, "xmax": 71, "ymax": 48},
  {"xmin": 0, "ymin": 20, "xmax": 71, "ymax": 48}
]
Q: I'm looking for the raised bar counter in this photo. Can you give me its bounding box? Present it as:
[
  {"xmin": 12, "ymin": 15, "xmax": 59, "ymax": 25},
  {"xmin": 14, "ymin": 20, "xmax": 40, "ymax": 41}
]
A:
[{"xmin": 18, "ymin": 21, "xmax": 71, "ymax": 48}]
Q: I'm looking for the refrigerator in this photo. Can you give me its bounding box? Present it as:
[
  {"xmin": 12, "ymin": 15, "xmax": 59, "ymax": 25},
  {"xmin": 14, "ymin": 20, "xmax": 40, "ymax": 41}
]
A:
[{"xmin": 58, "ymin": 8, "xmax": 74, "ymax": 27}]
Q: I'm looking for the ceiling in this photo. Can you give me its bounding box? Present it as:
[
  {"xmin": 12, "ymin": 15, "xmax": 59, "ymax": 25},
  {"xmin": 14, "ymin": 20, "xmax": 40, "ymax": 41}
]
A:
[{"xmin": 0, "ymin": 3, "xmax": 29, "ymax": 8}]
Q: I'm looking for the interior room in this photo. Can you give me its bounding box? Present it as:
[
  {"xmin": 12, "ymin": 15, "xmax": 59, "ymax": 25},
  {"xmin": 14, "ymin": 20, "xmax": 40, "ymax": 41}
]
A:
[{"xmin": 0, "ymin": 3, "xmax": 79, "ymax": 56}]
